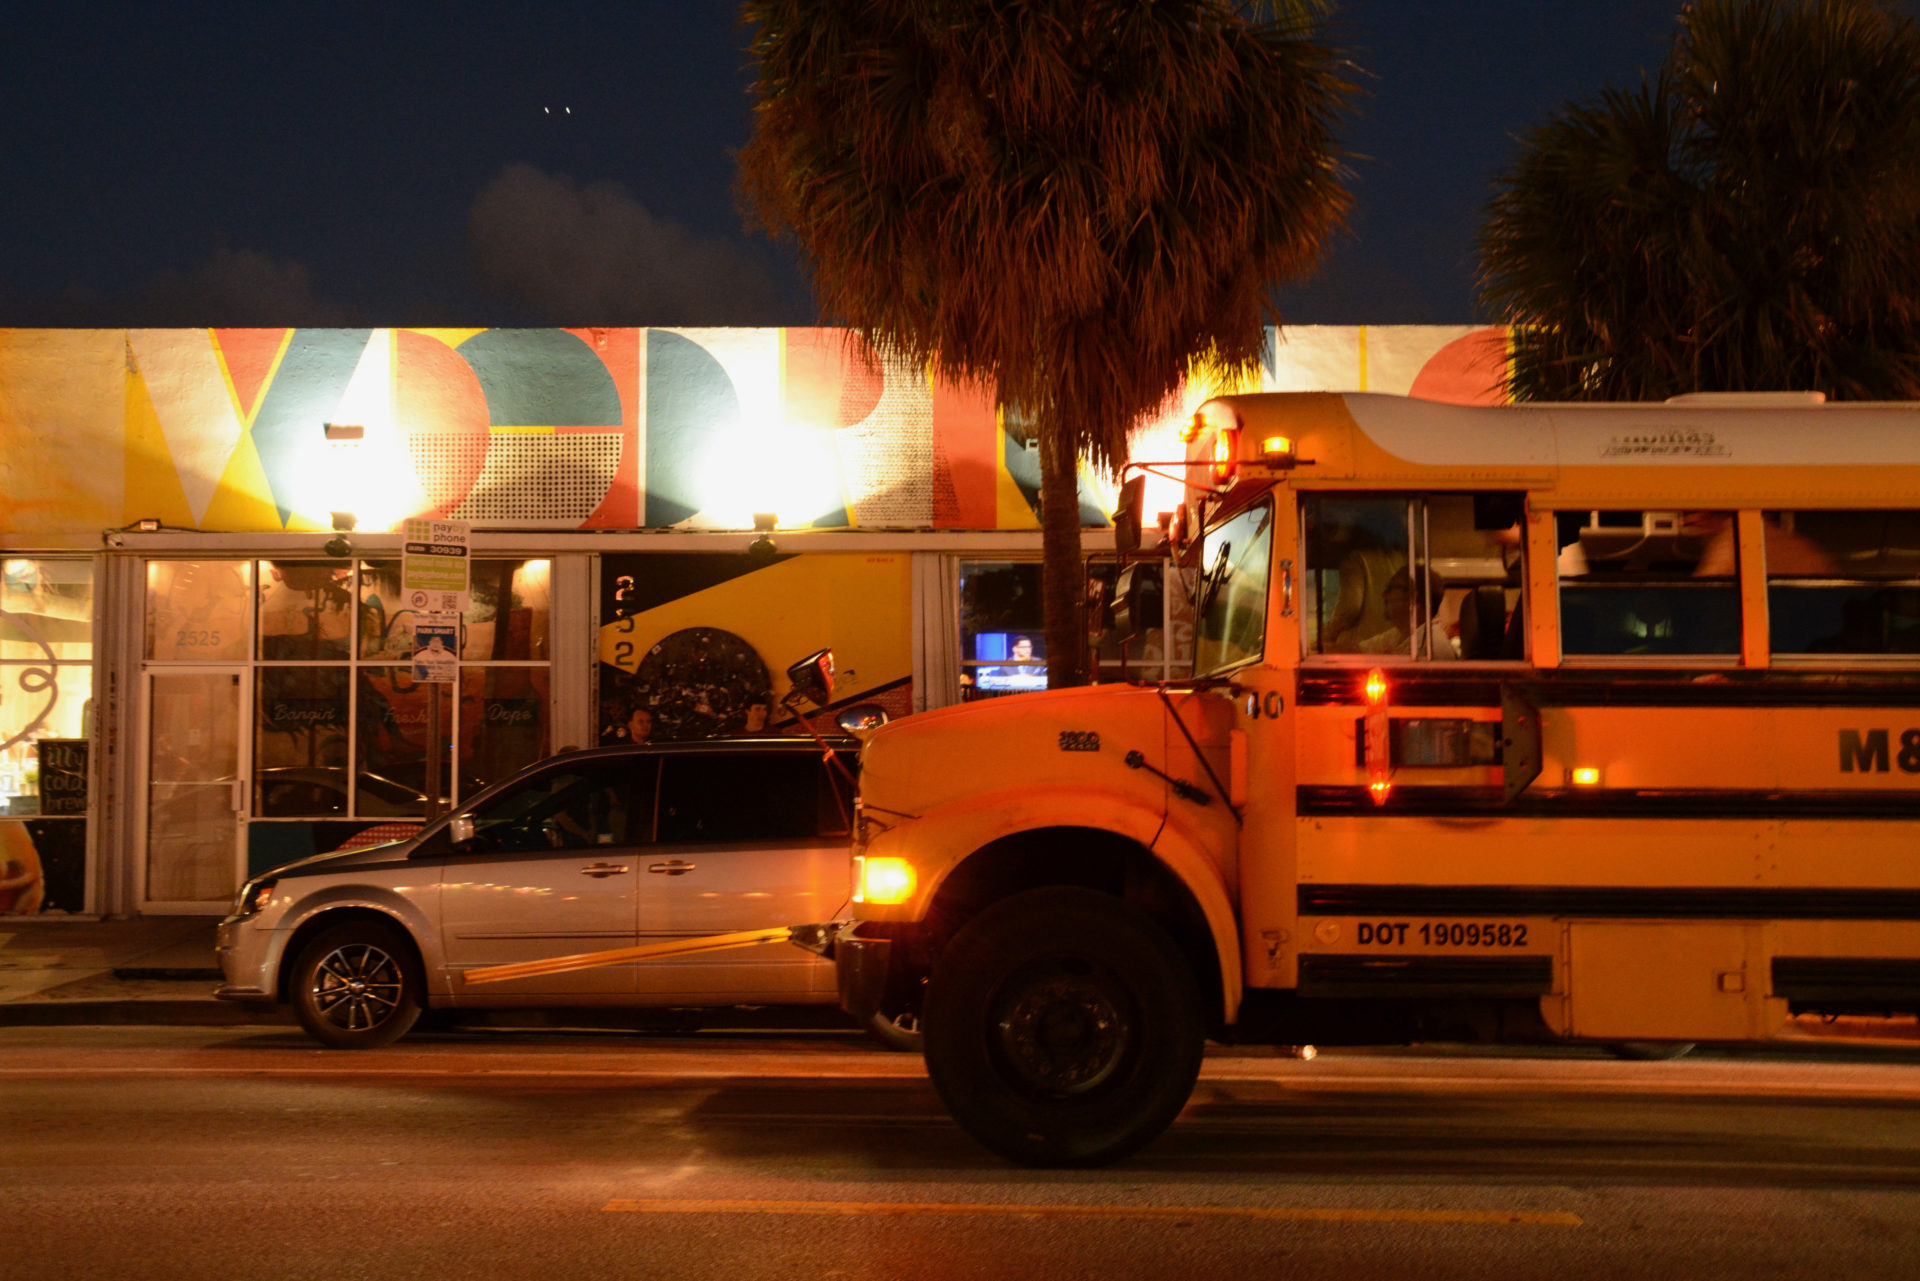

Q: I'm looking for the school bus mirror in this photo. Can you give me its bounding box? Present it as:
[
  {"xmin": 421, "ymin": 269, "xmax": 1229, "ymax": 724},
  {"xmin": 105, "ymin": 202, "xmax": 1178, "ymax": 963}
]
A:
[
  {"xmin": 1112, "ymin": 475, "xmax": 1146, "ymax": 554},
  {"xmin": 1500, "ymin": 683, "xmax": 1543, "ymax": 804}
]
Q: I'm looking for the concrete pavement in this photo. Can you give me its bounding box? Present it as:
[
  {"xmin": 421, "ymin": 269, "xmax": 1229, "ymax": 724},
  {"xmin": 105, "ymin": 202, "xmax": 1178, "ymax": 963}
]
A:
[{"xmin": 0, "ymin": 915, "xmax": 279, "ymax": 1027}]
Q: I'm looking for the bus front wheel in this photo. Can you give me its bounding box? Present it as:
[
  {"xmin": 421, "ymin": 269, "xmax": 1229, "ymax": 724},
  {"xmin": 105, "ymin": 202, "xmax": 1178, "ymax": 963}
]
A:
[{"xmin": 921, "ymin": 886, "xmax": 1205, "ymax": 1167}]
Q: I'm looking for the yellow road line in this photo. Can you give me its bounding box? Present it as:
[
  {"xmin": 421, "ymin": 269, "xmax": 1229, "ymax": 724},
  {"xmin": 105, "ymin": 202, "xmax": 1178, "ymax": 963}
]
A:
[{"xmin": 602, "ymin": 1198, "xmax": 1580, "ymax": 1226}]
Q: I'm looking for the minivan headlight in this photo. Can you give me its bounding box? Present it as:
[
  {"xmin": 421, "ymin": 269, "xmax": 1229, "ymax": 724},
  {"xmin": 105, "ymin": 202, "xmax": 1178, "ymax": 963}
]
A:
[{"xmin": 232, "ymin": 878, "xmax": 277, "ymax": 917}]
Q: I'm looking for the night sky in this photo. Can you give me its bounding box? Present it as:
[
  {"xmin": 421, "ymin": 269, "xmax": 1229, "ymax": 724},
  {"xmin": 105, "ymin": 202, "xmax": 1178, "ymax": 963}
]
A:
[{"xmin": 3, "ymin": 1, "xmax": 1908, "ymax": 329}]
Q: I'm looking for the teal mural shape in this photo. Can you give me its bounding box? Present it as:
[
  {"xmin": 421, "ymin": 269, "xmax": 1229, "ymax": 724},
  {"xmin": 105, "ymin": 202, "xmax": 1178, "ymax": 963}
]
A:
[
  {"xmin": 458, "ymin": 329, "xmax": 622, "ymax": 426},
  {"xmin": 250, "ymin": 329, "xmax": 374, "ymax": 525},
  {"xmin": 645, "ymin": 330, "xmax": 739, "ymax": 528},
  {"xmin": 999, "ymin": 405, "xmax": 1110, "ymax": 528}
]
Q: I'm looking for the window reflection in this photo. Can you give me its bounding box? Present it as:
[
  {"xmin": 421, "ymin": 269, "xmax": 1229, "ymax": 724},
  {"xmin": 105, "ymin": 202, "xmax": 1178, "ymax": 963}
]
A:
[
  {"xmin": 460, "ymin": 666, "xmax": 551, "ymax": 796},
  {"xmin": 356, "ymin": 561, "xmax": 413, "ymax": 660},
  {"xmin": 1765, "ymin": 511, "xmax": 1920, "ymax": 657},
  {"xmin": 253, "ymin": 668, "xmax": 349, "ymax": 816},
  {"xmin": 464, "ymin": 560, "xmax": 550, "ymax": 660},
  {"xmin": 1557, "ymin": 511, "xmax": 1739, "ymax": 657},
  {"xmin": 1196, "ymin": 501, "xmax": 1273, "ymax": 675},
  {"xmin": 257, "ymin": 561, "xmax": 351, "ymax": 661},
  {"xmin": 145, "ymin": 560, "xmax": 250, "ymax": 662}
]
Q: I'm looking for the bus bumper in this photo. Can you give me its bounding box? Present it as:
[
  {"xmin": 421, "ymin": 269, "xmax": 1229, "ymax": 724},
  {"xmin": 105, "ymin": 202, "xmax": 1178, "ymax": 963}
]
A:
[{"xmin": 834, "ymin": 931, "xmax": 891, "ymax": 1024}]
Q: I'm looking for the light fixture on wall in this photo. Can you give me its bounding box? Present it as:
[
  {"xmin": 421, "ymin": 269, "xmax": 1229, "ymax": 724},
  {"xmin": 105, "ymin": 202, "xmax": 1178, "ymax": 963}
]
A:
[
  {"xmin": 324, "ymin": 511, "xmax": 356, "ymax": 560},
  {"xmin": 321, "ymin": 423, "xmax": 365, "ymax": 557},
  {"xmin": 747, "ymin": 512, "xmax": 779, "ymax": 564}
]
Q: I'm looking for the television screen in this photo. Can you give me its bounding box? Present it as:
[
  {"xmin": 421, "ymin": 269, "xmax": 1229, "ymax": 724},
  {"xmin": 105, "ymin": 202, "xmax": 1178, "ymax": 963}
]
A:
[{"xmin": 972, "ymin": 632, "xmax": 1047, "ymax": 692}]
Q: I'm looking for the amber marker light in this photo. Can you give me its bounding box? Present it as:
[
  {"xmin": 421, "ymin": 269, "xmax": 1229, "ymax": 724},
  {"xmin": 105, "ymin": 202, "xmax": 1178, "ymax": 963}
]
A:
[
  {"xmin": 1212, "ymin": 428, "xmax": 1240, "ymax": 483},
  {"xmin": 854, "ymin": 855, "xmax": 916, "ymax": 906},
  {"xmin": 1364, "ymin": 667, "xmax": 1391, "ymax": 805},
  {"xmin": 1259, "ymin": 434, "xmax": 1296, "ymax": 468},
  {"xmin": 1568, "ymin": 766, "xmax": 1603, "ymax": 787}
]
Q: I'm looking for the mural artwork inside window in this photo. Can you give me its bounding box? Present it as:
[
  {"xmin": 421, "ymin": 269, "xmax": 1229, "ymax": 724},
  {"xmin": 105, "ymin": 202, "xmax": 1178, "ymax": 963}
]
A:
[{"xmin": 2, "ymin": 557, "xmax": 93, "ymax": 914}]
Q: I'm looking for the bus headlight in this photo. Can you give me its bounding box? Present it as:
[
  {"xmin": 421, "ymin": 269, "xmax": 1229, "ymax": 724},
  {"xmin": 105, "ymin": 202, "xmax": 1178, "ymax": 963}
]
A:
[{"xmin": 854, "ymin": 855, "xmax": 916, "ymax": 906}]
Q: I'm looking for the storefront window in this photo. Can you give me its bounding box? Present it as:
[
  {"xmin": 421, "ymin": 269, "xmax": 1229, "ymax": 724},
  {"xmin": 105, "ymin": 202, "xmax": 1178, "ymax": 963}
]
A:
[
  {"xmin": 2, "ymin": 557, "xmax": 93, "ymax": 913},
  {"xmin": 961, "ymin": 559, "xmax": 1185, "ymax": 697},
  {"xmin": 355, "ymin": 667, "xmax": 448, "ymax": 814},
  {"xmin": 356, "ymin": 561, "xmax": 413, "ymax": 660},
  {"xmin": 460, "ymin": 665, "xmax": 552, "ymax": 794},
  {"xmin": 463, "ymin": 559, "xmax": 551, "ymax": 660},
  {"xmin": 253, "ymin": 667, "xmax": 351, "ymax": 816},
  {"xmin": 258, "ymin": 561, "xmax": 352, "ymax": 660},
  {"xmin": 959, "ymin": 562, "xmax": 1048, "ymax": 699},
  {"xmin": 145, "ymin": 560, "xmax": 251, "ymax": 661},
  {"xmin": 140, "ymin": 558, "xmax": 552, "ymax": 886}
]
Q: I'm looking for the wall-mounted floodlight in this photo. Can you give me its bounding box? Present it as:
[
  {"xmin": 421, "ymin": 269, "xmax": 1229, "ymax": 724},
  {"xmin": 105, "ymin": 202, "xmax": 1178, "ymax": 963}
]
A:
[{"xmin": 748, "ymin": 512, "xmax": 779, "ymax": 563}]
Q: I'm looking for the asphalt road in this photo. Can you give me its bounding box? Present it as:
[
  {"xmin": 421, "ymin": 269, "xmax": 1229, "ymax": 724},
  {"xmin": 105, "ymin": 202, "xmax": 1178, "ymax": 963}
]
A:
[{"xmin": 5, "ymin": 1027, "xmax": 1920, "ymax": 1281}]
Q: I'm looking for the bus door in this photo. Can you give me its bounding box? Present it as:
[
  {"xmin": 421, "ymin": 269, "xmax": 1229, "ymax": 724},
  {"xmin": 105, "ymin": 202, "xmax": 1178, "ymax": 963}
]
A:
[{"xmin": 1188, "ymin": 489, "xmax": 1301, "ymax": 989}]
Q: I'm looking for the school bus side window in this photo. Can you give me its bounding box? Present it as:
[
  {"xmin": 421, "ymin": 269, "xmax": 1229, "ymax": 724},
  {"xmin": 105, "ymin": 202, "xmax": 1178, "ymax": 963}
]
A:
[
  {"xmin": 1302, "ymin": 493, "xmax": 1524, "ymax": 661},
  {"xmin": 1556, "ymin": 511, "xmax": 1740, "ymax": 658},
  {"xmin": 1764, "ymin": 510, "xmax": 1920, "ymax": 658}
]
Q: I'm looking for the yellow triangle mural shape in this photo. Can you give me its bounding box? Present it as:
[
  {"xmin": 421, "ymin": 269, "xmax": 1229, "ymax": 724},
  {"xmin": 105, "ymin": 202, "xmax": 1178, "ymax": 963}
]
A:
[
  {"xmin": 202, "ymin": 431, "xmax": 298, "ymax": 532},
  {"xmin": 123, "ymin": 359, "xmax": 196, "ymax": 529}
]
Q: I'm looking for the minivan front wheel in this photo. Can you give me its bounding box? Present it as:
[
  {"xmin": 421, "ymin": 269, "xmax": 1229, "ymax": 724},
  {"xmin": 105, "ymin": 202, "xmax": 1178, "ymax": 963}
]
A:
[{"xmin": 290, "ymin": 921, "xmax": 422, "ymax": 1049}]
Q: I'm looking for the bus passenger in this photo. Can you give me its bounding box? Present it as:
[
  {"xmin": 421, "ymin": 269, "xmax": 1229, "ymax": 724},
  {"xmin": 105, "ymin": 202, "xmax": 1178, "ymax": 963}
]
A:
[{"xmin": 1353, "ymin": 567, "xmax": 1459, "ymax": 659}]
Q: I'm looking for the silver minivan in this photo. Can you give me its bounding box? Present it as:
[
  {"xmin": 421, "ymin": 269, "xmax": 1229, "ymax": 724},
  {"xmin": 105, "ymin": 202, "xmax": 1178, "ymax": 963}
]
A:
[{"xmin": 216, "ymin": 737, "xmax": 858, "ymax": 1048}]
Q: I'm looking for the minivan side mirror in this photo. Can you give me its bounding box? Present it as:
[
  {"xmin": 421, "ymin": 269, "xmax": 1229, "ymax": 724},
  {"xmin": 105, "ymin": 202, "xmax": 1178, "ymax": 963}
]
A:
[{"xmin": 448, "ymin": 815, "xmax": 475, "ymax": 846}]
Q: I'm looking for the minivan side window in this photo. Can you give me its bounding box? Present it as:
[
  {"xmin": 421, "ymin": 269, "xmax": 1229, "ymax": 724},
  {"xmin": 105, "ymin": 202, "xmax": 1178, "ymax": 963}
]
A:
[
  {"xmin": 657, "ymin": 753, "xmax": 828, "ymax": 843},
  {"xmin": 465, "ymin": 760, "xmax": 640, "ymax": 853}
]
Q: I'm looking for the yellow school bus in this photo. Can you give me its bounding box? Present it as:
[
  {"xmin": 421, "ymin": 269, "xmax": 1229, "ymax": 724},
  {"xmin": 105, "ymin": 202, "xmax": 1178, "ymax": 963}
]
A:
[{"xmin": 834, "ymin": 390, "xmax": 1920, "ymax": 1167}]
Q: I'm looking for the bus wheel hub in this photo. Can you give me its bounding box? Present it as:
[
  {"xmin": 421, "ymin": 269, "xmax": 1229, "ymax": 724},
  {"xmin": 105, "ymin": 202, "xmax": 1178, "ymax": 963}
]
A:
[{"xmin": 996, "ymin": 972, "xmax": 1128, "ymax": 1095}]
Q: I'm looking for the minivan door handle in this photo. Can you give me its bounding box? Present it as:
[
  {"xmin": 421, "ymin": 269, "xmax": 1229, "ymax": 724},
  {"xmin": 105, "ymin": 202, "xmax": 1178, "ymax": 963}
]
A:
[
  {"xmin": 648, "ymin": 860, "xmax": 695, "ymax": 876},
  {"xmin": 578, "ymin": 862, "xmax": 631, "ymax": 878}
]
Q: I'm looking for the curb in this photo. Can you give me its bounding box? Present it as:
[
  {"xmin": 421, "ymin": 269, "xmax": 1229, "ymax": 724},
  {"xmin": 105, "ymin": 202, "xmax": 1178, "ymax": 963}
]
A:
[{"xmin": 0, "ymin": 1000, "xmax": 292, "ymax": 1028}]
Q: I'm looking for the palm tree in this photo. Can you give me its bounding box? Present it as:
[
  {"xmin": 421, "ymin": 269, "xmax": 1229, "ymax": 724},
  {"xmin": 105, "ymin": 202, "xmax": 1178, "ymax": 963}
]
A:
[
  {"xmin": 1478, "ymin": 0, "xmax": 1920, "ymax": 403},
  {"xmin": 739, "ymin": 0, "xmax": 1354, "ymax": 685}
]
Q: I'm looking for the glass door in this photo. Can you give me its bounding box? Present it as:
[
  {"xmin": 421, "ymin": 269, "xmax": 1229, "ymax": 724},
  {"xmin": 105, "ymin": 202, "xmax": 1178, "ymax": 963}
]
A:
[{"xmin": 144, "ymin": 669, "xmax": 245, "ymax": 908}]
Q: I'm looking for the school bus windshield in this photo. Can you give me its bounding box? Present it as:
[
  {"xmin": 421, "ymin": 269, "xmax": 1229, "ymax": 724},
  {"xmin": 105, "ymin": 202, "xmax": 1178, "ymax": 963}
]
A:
[{"xmin": 1194, "ymin": 500, "xmax": 1273, "ymax": 677}]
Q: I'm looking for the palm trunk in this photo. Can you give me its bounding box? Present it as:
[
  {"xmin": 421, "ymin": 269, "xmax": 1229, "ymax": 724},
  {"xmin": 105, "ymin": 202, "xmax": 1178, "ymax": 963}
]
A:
[{"xmin": 1037, "ymin": 420, "xmax": 1089, "ymax": 688}]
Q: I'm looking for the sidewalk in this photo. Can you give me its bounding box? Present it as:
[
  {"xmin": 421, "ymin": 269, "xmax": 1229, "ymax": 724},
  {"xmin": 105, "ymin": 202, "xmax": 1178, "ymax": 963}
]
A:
[{"xmin": 0, "ymin": 915, "xmax": 282, "ymax": 1027}]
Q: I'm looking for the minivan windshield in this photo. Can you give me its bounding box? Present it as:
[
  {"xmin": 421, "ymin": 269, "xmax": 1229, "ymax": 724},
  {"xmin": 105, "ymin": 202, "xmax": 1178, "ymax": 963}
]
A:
[{"xmin": 1194, "ymin": 500, "xmax": 1273, "ymax": 677}]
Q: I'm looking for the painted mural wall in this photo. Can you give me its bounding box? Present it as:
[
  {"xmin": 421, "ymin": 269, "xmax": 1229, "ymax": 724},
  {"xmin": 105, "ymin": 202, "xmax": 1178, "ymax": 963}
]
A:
[
  {"xmin": 0, "ymin": 325, "xmax": 1508, "ymax": 548},
  {"xmin": 0, "ymin": 323, "xmax": 1505, "ymax": 915}
]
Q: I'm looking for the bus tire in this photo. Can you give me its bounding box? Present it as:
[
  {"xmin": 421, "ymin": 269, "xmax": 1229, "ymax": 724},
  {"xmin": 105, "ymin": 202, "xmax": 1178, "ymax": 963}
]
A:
[{"xmin": 922, "ymin": 886, "xmax": 1204, "ymax": 1168}]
